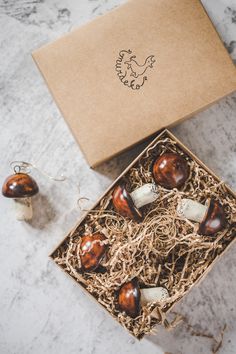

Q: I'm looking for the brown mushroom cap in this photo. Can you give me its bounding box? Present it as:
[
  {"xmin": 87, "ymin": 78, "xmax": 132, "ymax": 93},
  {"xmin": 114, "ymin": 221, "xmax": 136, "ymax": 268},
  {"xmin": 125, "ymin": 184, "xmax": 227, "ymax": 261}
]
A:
[
  {"xmin": 79, "ymin": 233, "xmax": 107, "ymax": 272},
  {"xmin": 118, "ymin": 278, "xmax": 141, "ymax": 318},
  {"xmin": 2, "ymin": 173, "xmax": 39, "ymax": 198},
  {"xmin": 198, "ymin": 199, "xmax": 226, "ymax": 236},
  {"xmin": 112, "ymin": 184, "xmax": 142, "ymax": 221},
  {"xmin": 153, "ymin": 153, "xmax": 189, "ymax": 189}
]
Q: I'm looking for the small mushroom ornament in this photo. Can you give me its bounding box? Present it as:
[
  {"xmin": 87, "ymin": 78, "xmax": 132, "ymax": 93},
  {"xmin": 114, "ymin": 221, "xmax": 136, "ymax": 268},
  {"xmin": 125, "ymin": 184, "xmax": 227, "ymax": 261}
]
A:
[
  {"xmin": 2, "ymin": 173, "xmax": 39, "ymax": 221},
  {"xmin": 177, "ymin": 198, "xmax": 226, "ymax": 236},
  {"xmin": 78, "ymin": 233, "xmax": 108, "ymax": 272},
  {"xmin": 118, "ymin": 278, "xmax": 169, "ymax": 318},
  {"xmin": 112, "ymin": 183, "xmax": 158, "ymax": 221},
  {"xmin": 153, "ymin": 153, "xmax": 189, "ymax": 189}
]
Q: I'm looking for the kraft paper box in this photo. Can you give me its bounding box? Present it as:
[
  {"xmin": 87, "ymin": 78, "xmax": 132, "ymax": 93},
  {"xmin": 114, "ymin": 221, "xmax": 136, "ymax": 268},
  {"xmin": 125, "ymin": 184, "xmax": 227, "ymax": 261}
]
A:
[
  {"xmin": 32, "ymin": 0, "xmax": 236, "ymax": 167},
  {"xmin": 50, "ymin": 129, "xmax": 236, "ymax": 339}
]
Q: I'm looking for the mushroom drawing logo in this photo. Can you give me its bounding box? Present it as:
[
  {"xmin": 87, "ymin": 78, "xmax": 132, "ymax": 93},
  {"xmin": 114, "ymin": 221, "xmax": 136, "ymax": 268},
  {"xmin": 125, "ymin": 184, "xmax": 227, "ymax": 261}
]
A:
[{"xmin": 115, "ymin": 49, "xmax": 156, "ymax": 90}]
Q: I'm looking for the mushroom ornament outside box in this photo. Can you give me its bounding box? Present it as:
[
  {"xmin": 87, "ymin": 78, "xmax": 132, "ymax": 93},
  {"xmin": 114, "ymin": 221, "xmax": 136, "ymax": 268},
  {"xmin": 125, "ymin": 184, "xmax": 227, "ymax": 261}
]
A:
[
  {"xmin": 2, "ymin": 173, "xmax": 39, "ymax": 221},
  {"xmin": 51, "ymin": 130, "xmax": 236, "ymax": 339}
]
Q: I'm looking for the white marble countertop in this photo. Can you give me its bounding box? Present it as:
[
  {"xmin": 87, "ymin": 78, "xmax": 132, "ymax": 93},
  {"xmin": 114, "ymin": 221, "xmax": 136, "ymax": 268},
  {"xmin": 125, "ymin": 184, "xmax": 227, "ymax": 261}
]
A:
[{"xmin": 0, "ymin": 1, "xmax": 236, "ymax": 354}]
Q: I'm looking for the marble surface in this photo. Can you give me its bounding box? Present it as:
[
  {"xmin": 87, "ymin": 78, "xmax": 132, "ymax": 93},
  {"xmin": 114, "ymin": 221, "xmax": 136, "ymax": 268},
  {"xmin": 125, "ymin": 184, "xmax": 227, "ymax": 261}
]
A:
[{"xmin": 0, "ymin": 1, "xmax": 236, "ymax": 353}]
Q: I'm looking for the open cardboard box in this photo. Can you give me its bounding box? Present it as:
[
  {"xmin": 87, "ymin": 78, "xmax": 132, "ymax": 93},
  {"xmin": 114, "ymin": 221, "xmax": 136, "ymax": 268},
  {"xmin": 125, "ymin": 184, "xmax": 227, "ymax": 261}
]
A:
[
  {"xmin": 50, "ymin": 129, "xmax": 236, "ymax": 339},
  {"xmin": 31, "ymin": 0, "xmax": 236, "ymax": 341}
]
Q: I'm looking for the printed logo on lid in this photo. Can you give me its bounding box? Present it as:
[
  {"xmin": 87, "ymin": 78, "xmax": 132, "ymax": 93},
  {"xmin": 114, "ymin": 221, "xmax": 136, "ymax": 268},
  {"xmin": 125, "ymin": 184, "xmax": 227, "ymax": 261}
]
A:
[{"xmin": 115, "ymin": 49, "xmax": 155, "ymax": 90}]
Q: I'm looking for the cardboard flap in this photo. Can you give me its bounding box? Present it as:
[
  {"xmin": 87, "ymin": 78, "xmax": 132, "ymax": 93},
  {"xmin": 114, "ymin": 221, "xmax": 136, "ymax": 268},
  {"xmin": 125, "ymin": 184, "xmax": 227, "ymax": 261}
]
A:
[{"xmin": 33, "ymin": 0, "xmax": 236, "ymax": 167}]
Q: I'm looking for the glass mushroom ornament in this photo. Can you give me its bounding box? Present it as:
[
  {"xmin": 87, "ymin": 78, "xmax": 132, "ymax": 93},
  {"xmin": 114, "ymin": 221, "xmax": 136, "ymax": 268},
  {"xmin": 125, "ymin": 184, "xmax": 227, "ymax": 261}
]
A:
[
  {"xmin": 112, "ymin": 183, "xmax": 159, "ymax": 221},
  {"xmin": 78, "ymin": 233, "xmax": 108, "ymax": 272},
  {"xmin": 177, "ymin": 198, "xmax": 226, "ymax": 236},
  {"xmin": 112, "ymin": 153, "xmax": 190, "ymax": 220},
  {"xmin": 2, "ymin": 172, "xmax": 39, "ymax": 221},
  {"xmin": 152, "ymin": 152, "xmax": 189, "ymax": 189},
  {"xmin": 118, "ymin": 278, "xmax": 169, "ymax": 318}
]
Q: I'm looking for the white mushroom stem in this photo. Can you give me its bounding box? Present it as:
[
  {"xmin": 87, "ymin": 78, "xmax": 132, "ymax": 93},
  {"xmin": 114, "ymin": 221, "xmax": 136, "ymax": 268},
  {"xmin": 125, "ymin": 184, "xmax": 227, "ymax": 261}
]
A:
[
  {"xmin": 130, "ymin": 183, "xmax": 159, "ymax": 209},
  {"xmin": 177, "ymin": 198, "xmax": 207, "ymax": 222},
  {"xmin": 140, "ymin": 287, "xmax": 169, "ymax": 305},
  {"xmin": 14, "ymin": 198, "xmax": 33, "ymax": 221}
]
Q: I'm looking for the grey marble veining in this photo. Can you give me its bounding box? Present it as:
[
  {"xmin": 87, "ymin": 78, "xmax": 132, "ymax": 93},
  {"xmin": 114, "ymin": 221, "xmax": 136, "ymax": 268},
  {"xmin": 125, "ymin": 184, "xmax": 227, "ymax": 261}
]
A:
[{"xmin": 0, "ymin": 1, "xmax": 235, "ymax": 354}]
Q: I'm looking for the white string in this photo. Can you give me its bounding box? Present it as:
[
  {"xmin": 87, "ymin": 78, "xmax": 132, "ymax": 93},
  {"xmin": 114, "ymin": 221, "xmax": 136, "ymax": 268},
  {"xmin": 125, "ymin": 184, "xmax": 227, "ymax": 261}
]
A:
[{"xmin": 10, "ymin": 161, "xmax": 66, "ymax": 182}]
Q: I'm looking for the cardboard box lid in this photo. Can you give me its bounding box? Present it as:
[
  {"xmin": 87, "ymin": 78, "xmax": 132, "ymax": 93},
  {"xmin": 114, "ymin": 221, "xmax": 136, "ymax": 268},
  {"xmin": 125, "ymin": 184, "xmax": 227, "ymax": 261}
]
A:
[{"xmin": 33, "ymin": 0, "xmax": 236, "ymax": 167}]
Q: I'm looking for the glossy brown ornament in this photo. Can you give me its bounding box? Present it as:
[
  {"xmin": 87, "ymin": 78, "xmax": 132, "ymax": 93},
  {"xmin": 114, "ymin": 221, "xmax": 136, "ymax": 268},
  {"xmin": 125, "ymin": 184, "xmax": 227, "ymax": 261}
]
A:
[
  {"xmin": 198, "ymin": 199, "xmax": 226, "ymax": 236},
  {"xmin": 2, "ymin": 173, "xmax": 39, "ymax": 198},
  {"xmin": 112, "ymin": 184, "xmax": 142, "ymax": 221},
  {"xmin": 79, "ymin": 233, "xmax": 107, "ymax": 272},
  {"xmin": 118, "ymin": 278, "xmax": 141, "ymax": 318},
  {"xmin": 118, "ymin": 279, "xmax": 169, "ymax": 318},
  {"xmin": 153, "ymin": 153, "xmax": 189, "ymax": 189}
]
